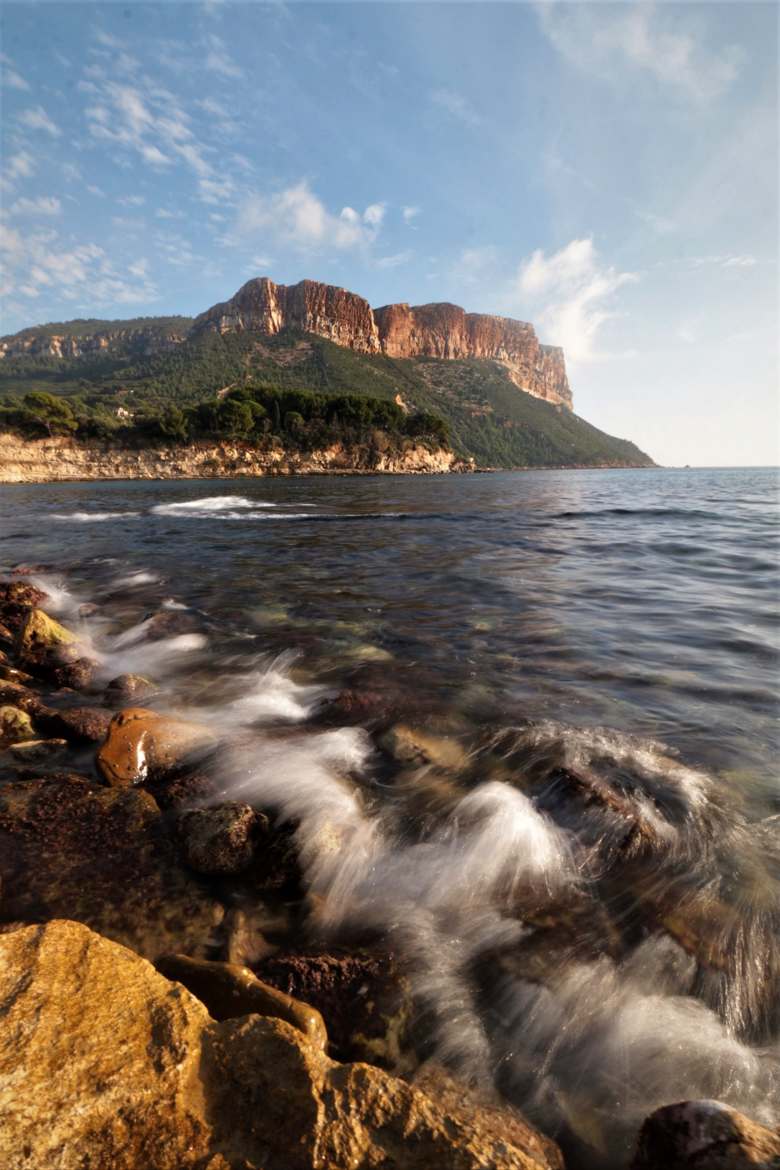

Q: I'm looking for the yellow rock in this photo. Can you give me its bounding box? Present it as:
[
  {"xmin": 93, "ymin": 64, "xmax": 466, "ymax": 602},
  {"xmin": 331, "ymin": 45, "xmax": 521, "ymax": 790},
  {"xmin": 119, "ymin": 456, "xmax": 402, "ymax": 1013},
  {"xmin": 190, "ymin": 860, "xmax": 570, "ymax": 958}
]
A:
[
  {"xmin": 16, "ymin": 608, "xmax": 77, "ymax": 658},
  {"xmin": 0, "ymin": 704, "xmax": 35, "ymax": 745},
  {"xmin": 381, "ymin": 723, "xmax": 469, "ymax": 772},
  {"xmin": 0, "ymin": 920, "xmax": 563, "ymax": 1170},
  {"xmin": 96, "ymin": 706, "xmax": 217, "ymax": 787}
]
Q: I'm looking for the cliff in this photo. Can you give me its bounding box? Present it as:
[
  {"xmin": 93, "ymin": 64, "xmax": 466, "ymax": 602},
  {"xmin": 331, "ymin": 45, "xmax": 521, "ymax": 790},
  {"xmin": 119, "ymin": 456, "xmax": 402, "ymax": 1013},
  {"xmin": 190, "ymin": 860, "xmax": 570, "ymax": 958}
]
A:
[
  {"xmin": 193, "ymin": 279, "xmax": 572, "ymax": 409},
  {"xmin": 0, "ymin": 277, "xmax": 572, "ymax": 410},
  {"xmin": 0, "ymin": 434, "xmax": 465, "ymax": 484}
]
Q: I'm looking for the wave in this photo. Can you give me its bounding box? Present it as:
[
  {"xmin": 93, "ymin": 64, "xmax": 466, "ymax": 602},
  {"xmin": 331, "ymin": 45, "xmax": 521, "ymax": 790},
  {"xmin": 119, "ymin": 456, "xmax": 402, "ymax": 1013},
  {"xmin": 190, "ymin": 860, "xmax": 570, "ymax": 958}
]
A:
[
  {"xmin": 552, "ymin": 506, "xmax": 723, "ymax": 521},
  {"xmin": 150, "ymin": 495, "xmax": 275, "ymax": 516},
  {"xmin": 52, "ymin": 511, "xmax": 141, "ymax": 522}
]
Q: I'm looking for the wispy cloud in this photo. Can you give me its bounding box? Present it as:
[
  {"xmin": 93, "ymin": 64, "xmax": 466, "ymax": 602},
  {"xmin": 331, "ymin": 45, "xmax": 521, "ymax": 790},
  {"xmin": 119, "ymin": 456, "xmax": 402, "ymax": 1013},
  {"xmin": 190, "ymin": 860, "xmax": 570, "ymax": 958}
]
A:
[
  {"xmin": 236, "ymin": 181, "xmax": 386, "ymax": 251},
  {"xmin": 1, "ymin": 54, "xmax": 30, "ymax": 91},
  {"xmin": 375, "ymin": 250, "xmax": 412, "ymax": 270},
  {"xmin": 515, "ymin": 237, "xmax": 638, "ymax": 362},
  {"xmin": 204, "ymin": 34, "xmax": 244, "ymax": 79},
  {"xmin": 431, "ymin": 87, "xmax": 481, "ymax": 127},
  {"xmin": 537, "ymin": 2, "xmax": 743, "ymax": 102},
  {"xmin": 9, "ymin": 195, "xmax": 62, "ymax": 216},
  {"xmin": 4, "ymin": 150, "xmax": 35, "ymax": 182},
  {"xmin": 18, "ymin": 105, "xmax": 61, "ymax": 136},
  {"xmin": 402, "ymin": 205, "xmax": 420, "ymax": 224}
]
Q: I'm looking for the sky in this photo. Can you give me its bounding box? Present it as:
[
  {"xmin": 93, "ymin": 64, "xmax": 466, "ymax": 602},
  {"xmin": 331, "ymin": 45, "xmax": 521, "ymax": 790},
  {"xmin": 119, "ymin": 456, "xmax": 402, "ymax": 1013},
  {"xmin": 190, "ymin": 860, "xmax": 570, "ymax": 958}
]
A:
[{"xmin": 0, "ymin": 1, "xmax": 777, "ymax": 466}]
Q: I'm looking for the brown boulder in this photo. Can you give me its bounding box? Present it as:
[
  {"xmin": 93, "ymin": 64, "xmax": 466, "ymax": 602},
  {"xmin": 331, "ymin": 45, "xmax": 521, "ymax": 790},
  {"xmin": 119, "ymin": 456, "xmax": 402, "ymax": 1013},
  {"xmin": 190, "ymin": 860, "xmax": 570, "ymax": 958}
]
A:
[
  {"xmin": 0, "ymin": 704, "xmax": 34, "ymax": 745},
  {"xmin": 0, "ymin": 777, "xmax": 223, "ymax": 958},
  {"xmin": 104, "ymin": 672, "xmax": 156, "ymax": 706},
  {"xmin": 0, "ymin": 580, "xmax": 47, "ymax": 631},
  {"xmin": 176, "ymin": 803, "xmax": 259, "ymax": 874},
  {"xmin": 631, "ymin": 1100, "xmax": 780, "ymax": 1169},
  {"xmin": 97, "ymin": 706, "xmax": 217, "ymax": 787},
  {"xmin": 0, "ymin": 920, "xmax": 561, "ymax": 1170},
  {"xmin": 37, "ymin": 703, "xmax": 112, "ymax": 744}
]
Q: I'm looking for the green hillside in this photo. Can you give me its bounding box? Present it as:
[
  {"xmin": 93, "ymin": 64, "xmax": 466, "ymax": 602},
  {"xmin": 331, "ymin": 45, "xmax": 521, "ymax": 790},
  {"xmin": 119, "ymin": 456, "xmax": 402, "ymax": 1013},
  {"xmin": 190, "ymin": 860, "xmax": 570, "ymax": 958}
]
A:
[{"xmin": 0, "ymin": 325, "xmax": 654, "ymax": 468}]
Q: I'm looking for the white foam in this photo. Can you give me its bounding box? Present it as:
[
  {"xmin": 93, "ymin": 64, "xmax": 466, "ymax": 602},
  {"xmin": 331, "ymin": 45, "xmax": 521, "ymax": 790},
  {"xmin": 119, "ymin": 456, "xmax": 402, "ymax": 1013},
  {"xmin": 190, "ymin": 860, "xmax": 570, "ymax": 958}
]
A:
[
  {"xmin": 150, "ymin": 495, "xmax": 275, "ymax": 516},
  {"xmin": 52, "ymin": 511, "xmax": 139, "ymax": 522},
  {"xmin": 111, "ymin": 570, "xmax": 160, "ymax": 588}
]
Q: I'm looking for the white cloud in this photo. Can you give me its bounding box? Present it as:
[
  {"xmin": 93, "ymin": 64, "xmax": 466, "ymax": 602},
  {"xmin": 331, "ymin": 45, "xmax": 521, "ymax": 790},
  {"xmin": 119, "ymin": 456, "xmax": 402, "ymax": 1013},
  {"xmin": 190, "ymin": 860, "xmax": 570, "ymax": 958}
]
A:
[
  {"xmin": 236, "ymin": 181, "xmax": 383, "ymax": 250},
  {"xmin": 515, "ymin": 237, "xmax": 638, "ymax": 363},
  {"xmin": 402, "ymin": 205, "xmax": 420, "ymax": 223},
  {"xmin": 117, "ymin": 194, "xmax": 146, "ymax": 207},
  {"xmin": 198, "ymin": 176, "xmax": 234, "ymax": 204},
  {"xmin": 9, "ymin": 195, "xmax": 62, "ymax": 216},
  {"xmin": 363, "ymin": 202, "xmax": 386, "ymax": 227},
  {"xmin": 18, "ymin": 105, "xmax": 61, "ymax": 136},
  {"xmin": 431, "ymin": 88, "xmax": 481, "ymax": 127},
  {"xmin": 128, "ymin": 258, "xmax": 149, "ymax": 277},
  {"xmin": 155, "ymin": 208, "xmax": 183, "ymax": 220},
  {"xmin": 204, "ymin": 34, "xmax": 244, "ymax": 79},
  {"xmin": 2, "ymin": 67, "xmax": 30, "ymax": 91},
  {"xmin": 375, "ymin": 250, "xmax": 412, "ymax": 269},
  {"xmin": 537, "ymin": 2, "xmax": 743, "ymax": 102},
  {"xmin": 452, "ymin": 245, "xmax": 499, "ymax": 284},
  {"xmin": 0, "ymin": 224, "xmax": 158, "ymax": 306},
  {"xmin": 5, "ymin": 151, "xmax": 35, "ymax": 181},
  {"xmin": 87, "ymin": 184, "xmax": 106, "ymax": 197}
]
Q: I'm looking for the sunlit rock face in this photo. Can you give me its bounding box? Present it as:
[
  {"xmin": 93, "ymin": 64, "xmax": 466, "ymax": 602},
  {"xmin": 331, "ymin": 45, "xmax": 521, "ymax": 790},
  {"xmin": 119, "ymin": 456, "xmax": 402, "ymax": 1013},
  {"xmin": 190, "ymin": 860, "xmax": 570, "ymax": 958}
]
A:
[{"xmin": 194, "ymin": 278, "xmax": 573, "ymax": 409}]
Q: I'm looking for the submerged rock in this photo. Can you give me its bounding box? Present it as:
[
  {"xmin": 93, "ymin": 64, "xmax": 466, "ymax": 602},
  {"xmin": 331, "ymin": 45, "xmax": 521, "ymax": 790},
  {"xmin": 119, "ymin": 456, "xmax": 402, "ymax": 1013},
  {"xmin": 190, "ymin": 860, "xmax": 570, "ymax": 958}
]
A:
[
  {"xmin": 380, "ymin": 723, "xmax": 469, "ymax": 772},
  {"xmin": 104, "ymin": 672, "xmax": 156, "ymax": 706},
  {"xmin": 631, "ymin": 1100, "xmax": 780, "ymax": 1169},
  {"xmin": 97, "ymin": 706, "xmax": 217, "ymax": 787},
  {"xmin": 0, "ymin": 920, "xmax": 561, "ymax": 1170},
  {"xmin": 0, "ymin": 777, "xmax": 223, "ymax": 958},
  {"xmin": 155, "ymin": 953, "xmax": 327, "ymax": 1047},
  {"xmin": 8, "ymin": 737, "xmax": 68, "ymax": 762}
]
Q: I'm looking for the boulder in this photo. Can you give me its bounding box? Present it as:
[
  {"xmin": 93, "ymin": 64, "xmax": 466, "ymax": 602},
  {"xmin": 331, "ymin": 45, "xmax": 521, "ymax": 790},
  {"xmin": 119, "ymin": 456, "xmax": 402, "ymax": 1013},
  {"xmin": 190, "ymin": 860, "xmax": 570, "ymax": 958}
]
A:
[
  {"xmin": 176, "ymin": 803, "xmax": 259, "ymax": 874},
  {"xmin": 0, "ymin": 920, "xmax": 562, "ymax": 1170},
  {"xmin": 259, "ymin": 949, "xmax": 414, "ymax": 1071},
  {"xmin": 104, "ymin": 672, "xmax": 156, "ymax": 706},
  {"xmin": 96, "ymin": 706, "xmax": 217, "ymax": 787},
  {"xmin": 0, "ymin": 580, "xmax": 47, "ymax": 632},
  {"xmin": 0, "ymin": 704, "xmax": 34, "ymax": 745},
  {"xmin": 36, "ymin": 704, "xmax": 112, "ymax": 744},
  {"xmin": 631, "ymin": 1100, "xmax": 780, "ymax": 1169},
  {"xmin": 16, "ymin": 607, "xmax": 77, "ymax": 659},
  {"xmin": 154, "ymin": 953, "xmax": 327, "ymax": 1047},
  {"xmin": 0, "ymin": 777, "xmax": 223, "ymax": 959},
  {"xmin": 8, "ymin": 737, "xmax": 68, "ymax": 762}
]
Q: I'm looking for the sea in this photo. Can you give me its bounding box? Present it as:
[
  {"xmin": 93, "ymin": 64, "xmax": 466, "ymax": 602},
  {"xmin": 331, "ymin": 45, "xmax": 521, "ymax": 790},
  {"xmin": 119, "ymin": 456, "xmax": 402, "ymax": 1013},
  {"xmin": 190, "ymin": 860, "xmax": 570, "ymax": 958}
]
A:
[{"xmin": 1, "ymin": 465, "xmax": 778, "ymax": 1166}]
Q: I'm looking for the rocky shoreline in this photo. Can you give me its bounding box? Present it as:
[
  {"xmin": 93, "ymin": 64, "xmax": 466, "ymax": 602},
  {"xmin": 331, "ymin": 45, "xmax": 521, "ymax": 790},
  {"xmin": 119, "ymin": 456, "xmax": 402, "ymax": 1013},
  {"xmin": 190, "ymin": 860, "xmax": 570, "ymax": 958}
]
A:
[
  {"xmin": 0, "ymin": 433, "xmax": 469, "ymax": 484},
  {"xmin": 0, "ymin": 575, "xmax": 777, "ymax": 1169}
]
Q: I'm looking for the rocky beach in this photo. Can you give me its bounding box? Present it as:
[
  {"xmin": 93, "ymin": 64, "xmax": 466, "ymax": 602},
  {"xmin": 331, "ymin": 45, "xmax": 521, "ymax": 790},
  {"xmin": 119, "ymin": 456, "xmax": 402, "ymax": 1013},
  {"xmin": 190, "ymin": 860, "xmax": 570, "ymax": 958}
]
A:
[{"xmin": 0, "ymin": 468, "xmax": 778, "ymax": 1169}]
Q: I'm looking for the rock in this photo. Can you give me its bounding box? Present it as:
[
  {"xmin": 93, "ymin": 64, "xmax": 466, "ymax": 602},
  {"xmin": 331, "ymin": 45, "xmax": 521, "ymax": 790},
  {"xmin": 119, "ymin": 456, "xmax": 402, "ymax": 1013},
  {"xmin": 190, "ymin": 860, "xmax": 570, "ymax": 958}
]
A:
[
  {"xmin": 154, "ymin": 953, "xmax": 328, "ymax": 1047},
  {"xmin": 0, "ymin": 621, "xmax": 14, "ymax": 649},
  {"xmin": 0, "ymin": 663, "xmax": 34, "ymax": 684},
  {"xmin": 36, "ymin": 703, "xmax": 112, "ymax": 744},
  {"xmin": 176, "ymin": 803, "xmax": 258, "ymax": 875},
  {"xmin": 380, "ymin": 723, "xmax": 469, "ymax": 772},
  {"xmin": 16, "ymin": 606, "xmax": 77, "ymax": 658},
  {"xmin": 0, "ymin": 778, "xmax": 223, "ymax": 958},
  {"xmin": 0, "ymin": 920, "xmax": 562, "ymax": 1170},
  {"xmin": 8, "ymin": 737, "xmax": 68, "ymax": 762},
  {"xmin": 96, "ymin": 706, "xmax": 217, "ymax": 787},
  {"xmin": 258, "ymin": 949, "xmax": 414, "ymax": 1071},
  {"xmin": 104, "ymin": 672, "xmax": 156, "ymax": 706},
  {"xmin": 0, "ymin": 580, "xmax": 47, "ymax": 632},
  {"xmin": 49, "ymin": 655, "xmax": 95, "ymax": 690},
  {"xmin": 0, "ymin": 704, "xmax": 34, "ymax": 745},
  {"xmin": 631, "ymin": 1100, "xmax": 780, "ymax": 1169}
]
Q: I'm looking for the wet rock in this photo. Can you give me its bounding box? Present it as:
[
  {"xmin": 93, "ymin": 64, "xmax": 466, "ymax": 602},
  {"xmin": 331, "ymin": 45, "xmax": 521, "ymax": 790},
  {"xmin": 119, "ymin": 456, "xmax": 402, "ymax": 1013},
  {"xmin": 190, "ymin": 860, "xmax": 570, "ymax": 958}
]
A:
[
  {"xmin": 222, "ymin": 904, "xmax": 276, "ymax": 966},
  {"xmin": 37, "ymin": 704, "xmax": 112, "ymax": 744},
  {"xmin": 0, "ymin": 580, "xmax": 47, "ymax": 631},
  {"xmin": 0, "ymin": 920, "xmax": 561, "ymax": 1170},
  {"xmin": 49, "ymin": 655, "xmax": 96, "ymax": 690},
  {"xmin": 0, "ymin": 622, "xmax": 13, "ymax": 650},
  {"xmin": 0, "ymin": 777, "xmax": 223, "ymax": 958},
  {"xmin": 258, "ymin": 949, "xmax": 414, "ymax": 1071},
  {"xmin": 155, "ymin": 953, "xmax": 328, "ymax": 1047},
  {"xmin": 176, "ymin": 803, "xmax": 259, "ymax": 875},
  {"xmin": 16, "ymin": 606, "xmax": 77, "ymax": 659},
  {"xmin": 0, "ymin": 663, "xmax": 34, "ymax": 684},
  {"xmin": 8, "ymin": 737, "xmax": 68, "ymax": 762},
  {"xmin": 104, "ymin": 672, "xmax": 156, "ymax": 706},
  {"xmin": 0, "ymin": 704, "xmax": 34, "ymax": 745},
  {"xmin": 380, "ymin": 723, "xmax": 469, "ymax": 772},
  {"xmin": 631, "ymin": 1100, "xmax": 780, "ymax": 1169},
  {"xmin": 96, "ymin": 706, "xmax": 217, "ymax": 787},
  {"xmin": 145, "ymin": 609, "xmax": 204, "ymax": 640}
]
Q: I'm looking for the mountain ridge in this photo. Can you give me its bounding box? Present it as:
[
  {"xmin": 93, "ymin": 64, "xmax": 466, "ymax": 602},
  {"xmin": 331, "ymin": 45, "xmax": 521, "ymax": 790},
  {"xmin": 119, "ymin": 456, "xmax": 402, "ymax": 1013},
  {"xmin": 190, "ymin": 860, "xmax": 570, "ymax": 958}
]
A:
[{"xmin": 1, "ymin": 276, "xmax": 571, "ymax": 409}]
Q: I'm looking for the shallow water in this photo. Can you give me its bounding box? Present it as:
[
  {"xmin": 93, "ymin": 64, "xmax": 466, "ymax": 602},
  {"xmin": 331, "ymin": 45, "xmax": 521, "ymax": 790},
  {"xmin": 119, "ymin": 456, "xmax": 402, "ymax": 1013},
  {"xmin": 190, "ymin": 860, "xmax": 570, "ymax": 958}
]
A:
[{"xmin": 1, "ymin": 466, "xmax": 778, "ymax": 1165}]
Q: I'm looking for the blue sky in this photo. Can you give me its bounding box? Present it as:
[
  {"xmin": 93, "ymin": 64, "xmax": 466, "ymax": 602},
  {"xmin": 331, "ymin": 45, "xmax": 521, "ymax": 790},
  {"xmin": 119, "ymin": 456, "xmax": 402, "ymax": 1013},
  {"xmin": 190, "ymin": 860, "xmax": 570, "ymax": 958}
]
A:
[{"xmin": 1, "ymin": 1, "xmax": 777, "ymax": 465}]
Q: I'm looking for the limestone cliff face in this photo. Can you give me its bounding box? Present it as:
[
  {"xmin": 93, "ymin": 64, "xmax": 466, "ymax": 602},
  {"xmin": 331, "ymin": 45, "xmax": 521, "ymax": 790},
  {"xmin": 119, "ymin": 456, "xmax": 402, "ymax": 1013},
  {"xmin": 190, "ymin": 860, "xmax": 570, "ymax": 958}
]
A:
[
  {"xmin": 373, "ymin": 302, "xmax": 571, "ymax": 408},
  {"xmin": 0, "ymin": 434, "xmax": 466, "ymax": 483},
  {"xmin": 2, "ymin": 276, "xmax": 572, "ymax": 408},
  {"xmin": 194, "ymin": 279, "xmax": 571, "ymax": 408},
  {"xmin": 193, "ymin": 278, "xmax": 381, "ymax": 353},
  {"xmin": 0, "ymin": 326, "xmax": 187, "ymax": 361}
]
